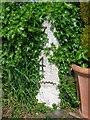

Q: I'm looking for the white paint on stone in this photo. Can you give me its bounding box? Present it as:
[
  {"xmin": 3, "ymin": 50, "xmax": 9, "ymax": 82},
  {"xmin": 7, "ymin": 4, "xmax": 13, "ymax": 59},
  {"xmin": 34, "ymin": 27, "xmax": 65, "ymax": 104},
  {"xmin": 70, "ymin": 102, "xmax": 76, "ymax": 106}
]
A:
[
  {"xmin": 43, "ymin": 20, "xmax": 59, "ymax": 48},
  {"xmin": 36, "ymin": 20, "xmax": 61, "ymax": 108}
]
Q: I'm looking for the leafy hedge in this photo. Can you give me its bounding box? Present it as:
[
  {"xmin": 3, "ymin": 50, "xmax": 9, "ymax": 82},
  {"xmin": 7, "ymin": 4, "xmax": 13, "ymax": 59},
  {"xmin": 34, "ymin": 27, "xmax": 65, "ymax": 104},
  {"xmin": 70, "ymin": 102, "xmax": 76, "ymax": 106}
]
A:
[
  {"xmin": 46, "ymin": 2, "xmax": 88, "ymax": 108},
  {"xmin": 80, "ymin": 2, "xmax": 90, "ymax": 64},
  {"xmin": 2, "ymin": 2, "xmax": 48, "ymax": 116},
  {"xmin": 1, "ymin": 2, "xmax": 88, "ymax": 117}
]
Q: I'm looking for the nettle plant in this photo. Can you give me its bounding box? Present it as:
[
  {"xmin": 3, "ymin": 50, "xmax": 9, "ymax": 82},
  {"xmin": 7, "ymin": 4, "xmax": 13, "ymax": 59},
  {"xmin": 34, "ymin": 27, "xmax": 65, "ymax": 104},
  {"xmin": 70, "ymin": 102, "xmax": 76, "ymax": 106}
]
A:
[{"xmin": 1, "ymin": 2, "xmax": 88, "ymax": 117}]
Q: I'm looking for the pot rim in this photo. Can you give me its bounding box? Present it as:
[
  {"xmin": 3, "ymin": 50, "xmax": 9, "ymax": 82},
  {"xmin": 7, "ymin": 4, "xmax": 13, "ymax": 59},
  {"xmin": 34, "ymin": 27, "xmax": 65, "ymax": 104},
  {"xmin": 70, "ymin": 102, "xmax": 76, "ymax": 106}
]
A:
[{"xmin": 70, "ymin": 64, "xmax": 90, "ymax": 75}]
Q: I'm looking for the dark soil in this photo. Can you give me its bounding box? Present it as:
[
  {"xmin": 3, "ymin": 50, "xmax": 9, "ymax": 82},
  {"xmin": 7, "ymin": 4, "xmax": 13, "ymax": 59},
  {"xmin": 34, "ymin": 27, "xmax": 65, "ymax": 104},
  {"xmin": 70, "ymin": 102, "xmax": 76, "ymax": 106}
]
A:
[{"xmin": 2, "ymin": 107, "xmax": 82, "ymax": 119}]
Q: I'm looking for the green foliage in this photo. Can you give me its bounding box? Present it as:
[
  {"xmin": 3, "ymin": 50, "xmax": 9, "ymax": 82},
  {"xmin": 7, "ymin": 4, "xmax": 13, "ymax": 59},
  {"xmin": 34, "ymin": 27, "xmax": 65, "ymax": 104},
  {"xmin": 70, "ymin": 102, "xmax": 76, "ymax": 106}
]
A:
[
  {"xmin": 81, "ymin": 25, "xmax": 90, "ymax": 49},
  {"xmin": 52, "ymin": 103, "xmax": 57, "ymax": 110},
  {"xmin": 80, "ymin": 2, "xmax": 90, "ymax": 25},
  {"xmin": 32, "ymin": 103, "xmax": 54, "ymax": 114},
  {"xmin": 46, "ymin": 2, "xmax": 88, "ymax": 108},
  {"xmin": 2, "ymin": 2, "xmax": 88, "ymax": 117},
  {"xmin": 2, "ymin": 2, "xmax": 48, "ymax": 117},
  {"xmin": 58, "ymin": 76, "xmax": 80, "ymax": 109},
  {"xmin": 75, "ymin": 48, "xmax": 88, "ymax": 68},
  {"xmin": 80, "ymin": 3, "xmax": 90, "ymax": 64}
]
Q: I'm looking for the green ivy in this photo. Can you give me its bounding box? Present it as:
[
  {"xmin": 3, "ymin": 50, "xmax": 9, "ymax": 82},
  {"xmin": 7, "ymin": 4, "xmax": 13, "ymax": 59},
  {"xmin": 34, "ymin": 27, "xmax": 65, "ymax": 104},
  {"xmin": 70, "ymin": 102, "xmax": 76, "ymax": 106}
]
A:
[
  {"xmin": 46, "ymin": 2, "xmax": 88, "ymax": 108},
  {"xmin": 2, "ymin": 2, "xmax": 48, "ymax": 117},
  {"xmin": 1, "ymin": 2, "xmax": 88, "ymax": 117}
]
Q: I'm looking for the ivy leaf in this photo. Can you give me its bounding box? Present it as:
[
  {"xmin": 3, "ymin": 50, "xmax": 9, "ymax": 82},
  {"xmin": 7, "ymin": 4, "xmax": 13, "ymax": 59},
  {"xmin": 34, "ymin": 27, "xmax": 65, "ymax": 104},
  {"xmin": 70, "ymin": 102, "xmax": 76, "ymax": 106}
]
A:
[
  {"xmin": 82, "ymin": 63, "xmax": 88, "ymax": 68},
  {"xmin": 76, "ymin": 51, "xmax": 82, "ymax": 60}
]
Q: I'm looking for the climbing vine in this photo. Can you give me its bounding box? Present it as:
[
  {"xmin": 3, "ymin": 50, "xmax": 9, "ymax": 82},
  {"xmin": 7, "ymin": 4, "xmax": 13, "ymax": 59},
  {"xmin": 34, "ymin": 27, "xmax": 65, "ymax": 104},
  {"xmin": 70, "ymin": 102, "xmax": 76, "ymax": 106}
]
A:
[
  {"xmin": 46, "ymin": 2, "xmax": 88, "ymax": 108},
  {"xmin": 1, "ymin": 2, "xmax": 88, "ymax": 117},
  {"xmin": 1, "ymin": 2, "xmax": 49, "ymax": 117}
]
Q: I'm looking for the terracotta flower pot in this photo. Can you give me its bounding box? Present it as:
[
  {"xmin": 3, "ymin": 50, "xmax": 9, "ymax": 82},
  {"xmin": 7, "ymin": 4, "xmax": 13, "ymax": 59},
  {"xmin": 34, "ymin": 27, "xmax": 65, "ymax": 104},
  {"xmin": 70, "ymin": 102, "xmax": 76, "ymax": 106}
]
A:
[{"xmin": 71, "ymin": 64, "xmax": 90, "ymax": 119}]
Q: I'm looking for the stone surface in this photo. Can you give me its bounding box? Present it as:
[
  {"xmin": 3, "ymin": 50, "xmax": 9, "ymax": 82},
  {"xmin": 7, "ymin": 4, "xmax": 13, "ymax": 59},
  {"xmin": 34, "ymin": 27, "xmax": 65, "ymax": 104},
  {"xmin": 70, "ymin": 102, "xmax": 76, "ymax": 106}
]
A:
[
  {"xmin": 48, "ymin": 109, "xmax": 61, "ymax": 118},
  {"xmin": 36, "ymin": 20, "xmax": 61, "ymax": 108}
]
